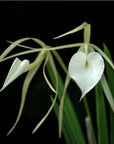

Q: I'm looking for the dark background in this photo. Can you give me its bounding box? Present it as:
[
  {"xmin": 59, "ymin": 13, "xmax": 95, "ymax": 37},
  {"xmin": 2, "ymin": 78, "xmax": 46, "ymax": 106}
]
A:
[{"xmin": 0, "ymin": 1, "xmax": 114, "ymax": 144}]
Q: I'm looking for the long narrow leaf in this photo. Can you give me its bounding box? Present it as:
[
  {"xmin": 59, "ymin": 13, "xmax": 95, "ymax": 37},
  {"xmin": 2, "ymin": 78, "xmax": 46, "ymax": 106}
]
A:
[
  {"xmin": 100, "ymin": 74, "xmax": 114, "ymax": 112},
  {"xmin": 51, "ymin": 96, "xmax": 77, "ymax": 144},
  {"xmin": 95, "ymin": 82, "xmax": 109, "ymax": 144},
  {"xmin": 47, "ymin": 62, "xmax": 86, "ymax": 144},
  {"xmin": 104, "ymin": 44, "xmax": 114, "ymax": 144}
]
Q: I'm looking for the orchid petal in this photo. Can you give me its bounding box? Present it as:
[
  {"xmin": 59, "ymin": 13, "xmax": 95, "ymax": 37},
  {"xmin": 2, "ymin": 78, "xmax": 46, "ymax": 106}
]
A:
[
  {"xmin": 1, "ymin": 58, "xmax": 29, "ymax": 91},
  {"xmin": 68, "ymin": 51, "xmax": 105, "ymax": 100}
]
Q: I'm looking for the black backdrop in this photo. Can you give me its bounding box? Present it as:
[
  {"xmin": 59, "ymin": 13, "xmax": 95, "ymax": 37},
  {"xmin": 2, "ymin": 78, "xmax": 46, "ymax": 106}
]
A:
[{"xmin": 0, "ymin": 1, "xmax": 114, "ymax": 144}]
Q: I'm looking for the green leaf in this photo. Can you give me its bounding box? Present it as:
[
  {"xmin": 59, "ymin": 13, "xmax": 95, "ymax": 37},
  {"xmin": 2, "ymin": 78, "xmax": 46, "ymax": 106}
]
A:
[
  {"xmin": 47, "ymin": 62, "xmax": 86, "ymax": 144},
  {"xmin": 100, "ymin": 74, "xmax": 114, "ymax": 112},
  {"xmin": 59, "ymin": 73, "xmax": 70, "ymax": 138},
  {"xmin": 51, "ymin": 97, "xmax": 77, "ymax": 144},
  {"xmin": 95, "ymin": 82, "xmax": 109, "ymax": 144},
  {"xmin": 104, "ymin": 44, "xmax": 114, "ymax": 144}
]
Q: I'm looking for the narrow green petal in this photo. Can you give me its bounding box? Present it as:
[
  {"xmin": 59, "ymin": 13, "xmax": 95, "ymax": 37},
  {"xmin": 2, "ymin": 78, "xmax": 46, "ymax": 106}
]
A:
[
  {"xmin": 0, "ymin": 37, "xmax": 46, "ymax": 62},
  {"xmin": 7, "ymin": 63, "xmax": 40, "ymax": 135},
  {"xmin": 43, "ymin": 52, "xmax": 56, "ymax": 93},
  {"xmin": 53, "ymin": 22, "xmax": 87, "ymax": 39},
  {"xmin": 6, "ymin": 38, "xmax": 47, "ymax": 135},
  {"xmin": 52, "ymin": 50, "xmax": 68, "ymax": 74},
  {"xmin": 95, "ymin": 82, "xmax": 109, "ymax": 144},
  {"xmin": 7, "ymin": 40, "xmax": 35, "ymax": 50},
  {"xmin": 84, "ymin": 24, "xmax": 91, "ymax": 44},
  {"xmin": 32, "ymin": 53, "xmax": 58, "ymax": 134},
  {"xmin": 0, "ymin": 38, "xmax": 32, "ymax": 61},
  {"xmin": 0, "ymin": 43, "xmax": 83, "ymax": 63}
]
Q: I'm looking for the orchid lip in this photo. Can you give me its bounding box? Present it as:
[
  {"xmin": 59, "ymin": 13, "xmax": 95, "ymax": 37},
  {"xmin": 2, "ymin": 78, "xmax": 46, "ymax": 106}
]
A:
[{"xmin": 68, "ymin": 51, "xmax": 105, "ymax": 100}]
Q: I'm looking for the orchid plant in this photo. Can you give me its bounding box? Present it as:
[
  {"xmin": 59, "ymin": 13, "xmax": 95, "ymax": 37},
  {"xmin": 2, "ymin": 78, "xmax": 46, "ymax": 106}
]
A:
[{"xmin": 0, "ymin": 22, "xmax": 114, "ymax": 144}]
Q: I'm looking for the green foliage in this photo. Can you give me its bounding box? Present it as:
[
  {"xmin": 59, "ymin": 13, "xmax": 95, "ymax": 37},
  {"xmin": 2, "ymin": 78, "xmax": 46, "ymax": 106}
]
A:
[
  {"xmin": 47, "ymin": 61, "xmax": 86, "ymax": 144},
  {"xmin": 95, "ymin": 82, "xmax": 109, "ymax": 144},
  {"xmin": 104, "ymin": 44, "xmax": 114, "ymax": 144},
  {"xmin": 47, "ymin": 44, "xmax": 114, "ymax": 144},
  {"xmin": 0, "ymin": 22, "xmax": 113, "ymax": 144}
]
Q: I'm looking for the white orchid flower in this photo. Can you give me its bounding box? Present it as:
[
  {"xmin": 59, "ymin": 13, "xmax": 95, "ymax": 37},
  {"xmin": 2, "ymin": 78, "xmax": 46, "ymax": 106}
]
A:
[
  {"xmin": 0, "ymin": 22, "xmax": 113, "ymax": 137},
  {"xmin": 54, "ymin": 22, "xmax": 105, "ymax": 100},
  {"xmin": 0, "ymin": 58, "xmax": 29, "ymax": 91},
  {"xmin": 68, "ymin": 49, "xmax": 105, "ymax": 100},
  {"xmin": 0, "ymin": 38, "xmax": 59, "ymax": 135}
]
